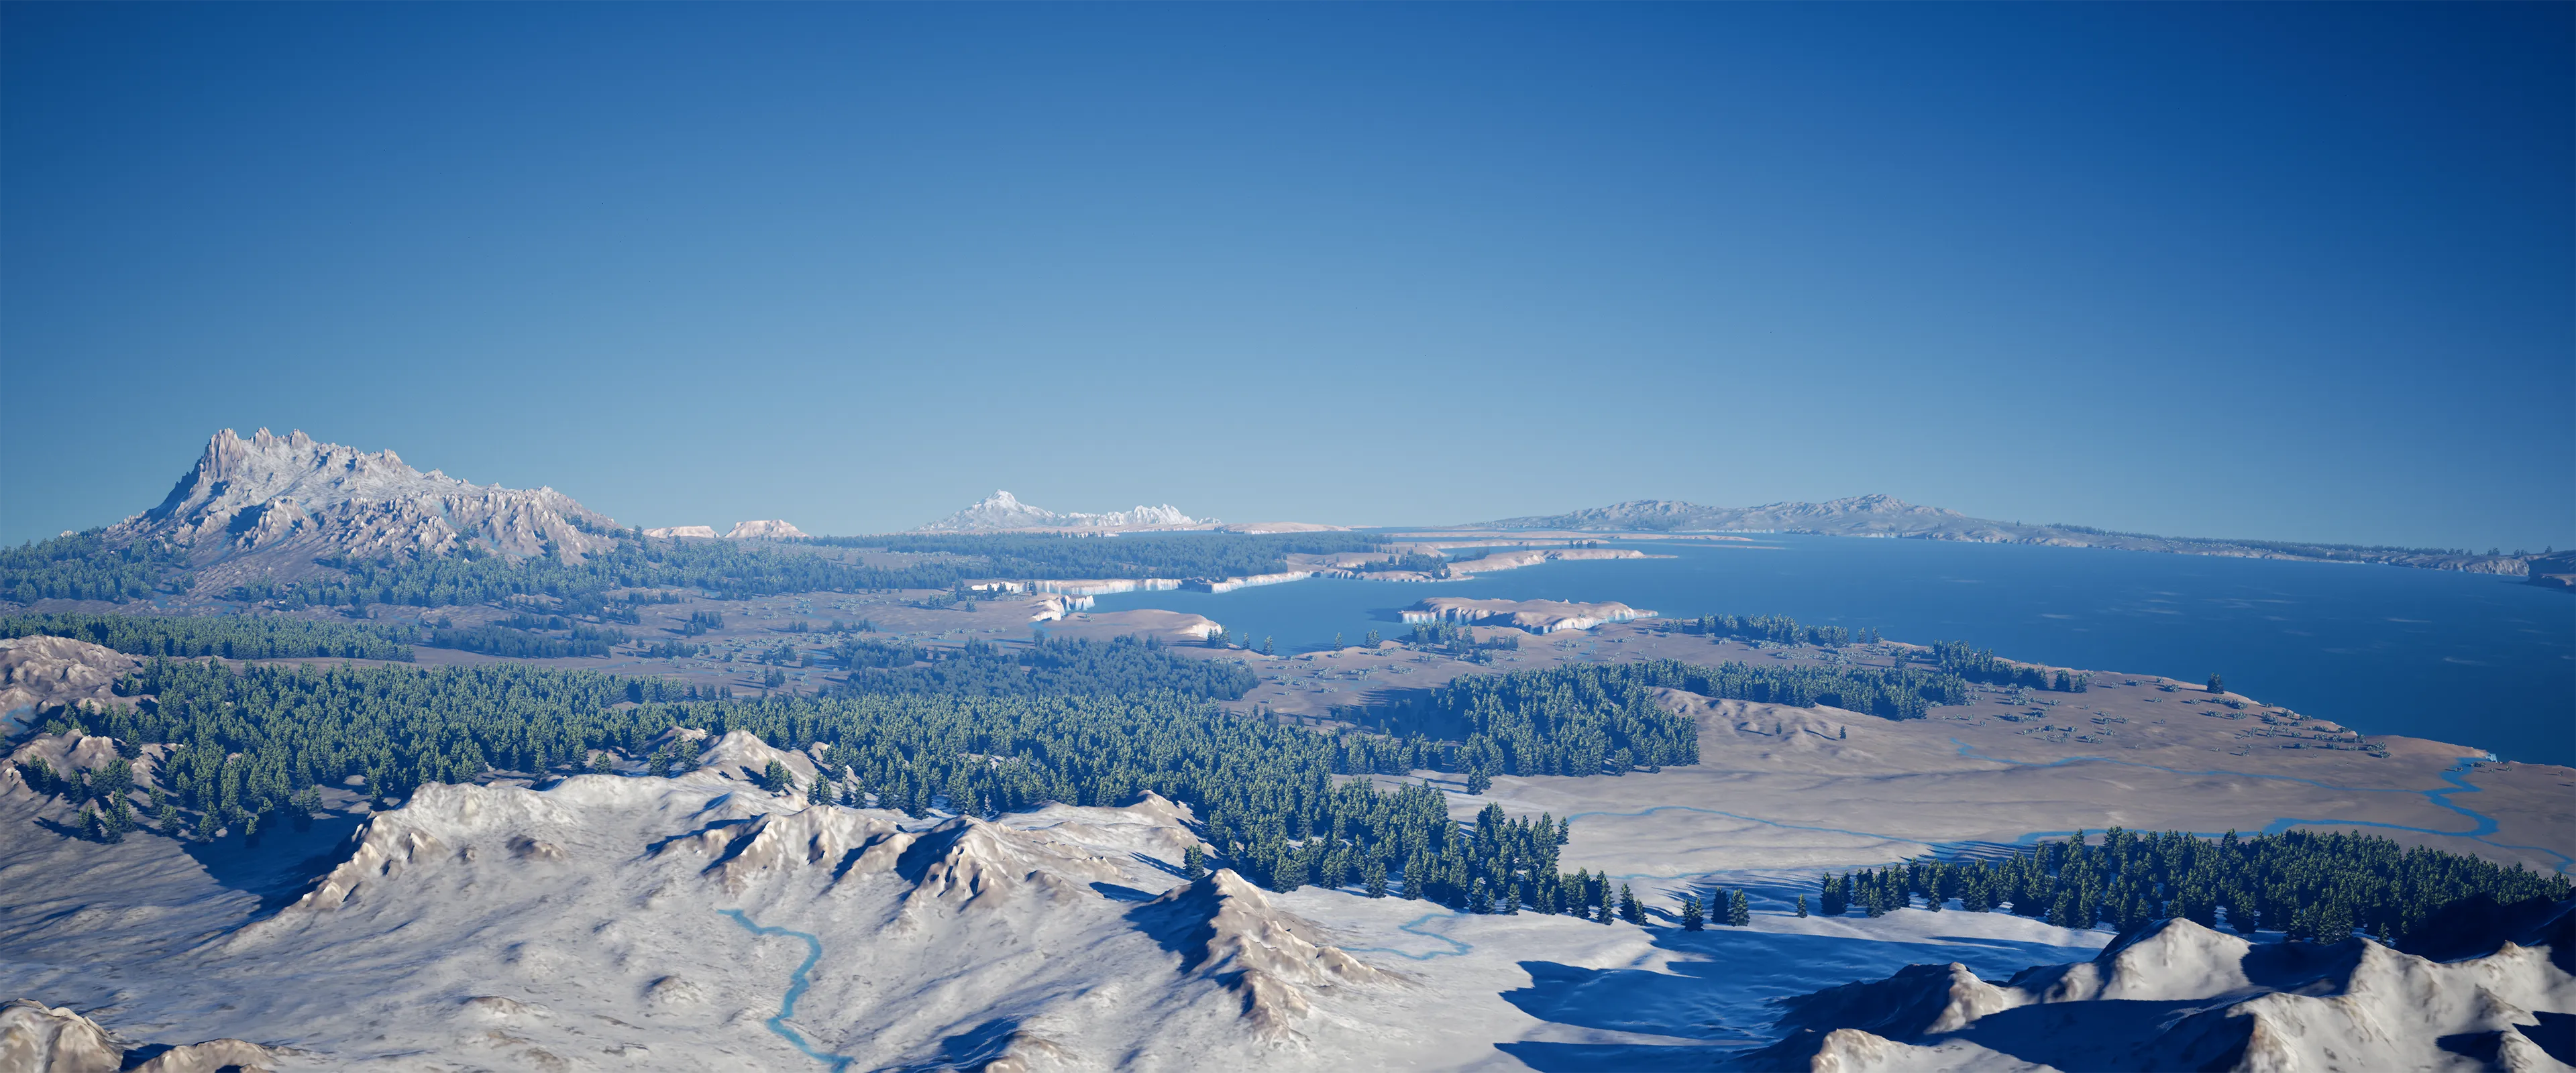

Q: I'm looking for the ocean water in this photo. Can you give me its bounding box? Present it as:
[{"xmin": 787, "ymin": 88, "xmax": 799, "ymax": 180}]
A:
[{"xmin": 1085, "ymin": 536, "xmax": 2576, "ymax": 767}]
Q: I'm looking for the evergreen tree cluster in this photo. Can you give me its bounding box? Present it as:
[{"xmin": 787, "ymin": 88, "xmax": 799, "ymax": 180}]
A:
[
  {"xmin": 834, "ymin": 636, "xmax": 1258, "ymax": 701},
  {"xmin": 1404, "ymin": 621, "xmax": 1519, "ymax": 662},
  {"xmin": 1925, "ymin": 640, "xmax": 2088, "ymax": 692},
  {"xmin": 13, "ymin": 528, "xmax": 1417, "ymax": 612},
  {"xmin": 423, "ymin": 622, "xmax": 627, "ymax": 659},
  {"xmin": 1356, "ymin": 551, "xmax": 1451, "ymax": 574},
  {"xmin": 0, "ymin": 653, "xmax": 1543, "ymax": 889},
  {"xmin": 1391, "ymin": 660, "xmax": 1969, "ymax": 777},
  {"xmin": 1, "ymin": 612, "xmax": 416, "ymax": 661},
  {"xmin": 1813, "ymin": 828, "xmax": 2570, "ymax": 943},
  {"xmin": 17, "ymin": 753, "xmax": 144, "ymax": 842},
  {"xmin": 1, "ymin": 532, "xmax": 191, "ymax": 604},
  {"xmin": 1685, "ymin": 614, "xmax": 1853, "ymax": 648},
  {"xmin": 224, "ymin": 539, "xmax": 957, "ymax": 610},
  {"xmin": 1407, "ymin": 665, "xmax": 1705, "ymax": 776}
]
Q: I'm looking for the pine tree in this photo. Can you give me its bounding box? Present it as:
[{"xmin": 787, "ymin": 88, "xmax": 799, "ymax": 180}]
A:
[
  {"xmin": 1728, "ymin": 888, "xmax": 1752, "ymax": 927},
  {"xmin": 1794, "ymin": 894, "xmax": 1809, "ymax": 917},
  {"xmin": 1618, "ymin": 884, "xmax": 1644, "ymax": 923},
  {"xmin": 1680, "ymin": 894, "xmax": 1706, "ymax": 931},
  {"xmin": 1466, "ymin": 767, "xmax": 1493, "ymax": 795},
  {"xmin": 2208, "ymin": 673, "xmax": 2224, "ymax": 694},
  {"xmin": 1183, "ymin": 844, "xmax": 1208, "ymax": 881},
  {"xmin": 809, "ymin": 773, "xmax": 833, "ymax": 805},
  {"xmin": 1363, "ymin": 860, "xmax": 1387, "ymax": 898},
  {"xmin": 759, "ymin": 759, "xmax": 790, "ymax": 793},
  {"xmin": 590, "ymin": 751, "xmax": 616, "ymax": 775}
]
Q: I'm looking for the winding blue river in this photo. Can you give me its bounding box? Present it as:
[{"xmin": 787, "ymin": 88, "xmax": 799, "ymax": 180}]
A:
[{"xmin": 720, "ymin": 908, "xmax": 851, "ymax": 1070}]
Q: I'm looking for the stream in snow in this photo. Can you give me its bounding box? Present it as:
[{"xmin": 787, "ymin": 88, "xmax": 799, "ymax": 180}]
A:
[{"xmin": 720, "ymin": 908, "xmax": 851, "ymax": 1070}]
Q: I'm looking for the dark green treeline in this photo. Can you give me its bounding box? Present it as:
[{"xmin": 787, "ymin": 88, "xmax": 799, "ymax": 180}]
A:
[
  {"xmin": 2, "ymin": 612, "xmax": 417, "ymax": 661},
  {"xmin": 1817, "ymin": 828, "xmax": 2570, "ymax": 944}
]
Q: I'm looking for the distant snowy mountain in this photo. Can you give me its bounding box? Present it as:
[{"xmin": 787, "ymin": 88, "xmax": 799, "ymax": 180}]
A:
[
  {"xmin": 1477, "ymin": 494, "xmax": 2532, "ymax": 575},
  {"xmin": 916, "ymin": 490, "xmax": 1209, "ymax": 532},
  {"xmin": 639, "ymin": 520, "xmax": 808, "ymax": 540}
]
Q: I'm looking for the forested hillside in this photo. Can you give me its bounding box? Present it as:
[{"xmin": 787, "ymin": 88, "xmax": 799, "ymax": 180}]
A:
[
  {"xmin": 1820, "ymin": 827, "xmax": 2569, "ymax": 947},
  {"xmin": 1379, "ymin": 658, "xmax": 1974, "ymax": 783},
  {"xmin": 833, "ymin": 636, "xmax": 1257, "ymax": 700},
  {"xmin": 1, "ymin": 613, "xmax": 415, "ymax": 661}
]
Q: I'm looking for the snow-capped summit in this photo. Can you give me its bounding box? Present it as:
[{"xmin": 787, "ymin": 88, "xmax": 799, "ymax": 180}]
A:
[{"xmin": 915, "ymin": 490, "xmax": 1208, "ymax": 532}]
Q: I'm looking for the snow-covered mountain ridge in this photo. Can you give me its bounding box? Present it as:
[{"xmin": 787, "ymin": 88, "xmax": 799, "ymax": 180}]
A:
[
  {"xmin": 917, "ymin": 490, "xmax": 1210, "ymax": 532},
  {"xmin": 1736, "ymin": 907, "xmax": 2576, "ymax": 1071}
]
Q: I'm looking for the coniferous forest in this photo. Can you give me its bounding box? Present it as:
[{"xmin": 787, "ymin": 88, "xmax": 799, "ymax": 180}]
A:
[
  {"xmin": 2, "ymin": 528, "xmax": 1411, "ymax": 609},
  {"xmin": 1815, "ymin": 828, "xmax": 2568, "ymax": 946},
  {"xmin": 7, "ymin": 607, "xmax": 2562, "ymax": 939},
  {"xmin": 2, "ymin": 613, "xmax": 417, "ymax": 661}
]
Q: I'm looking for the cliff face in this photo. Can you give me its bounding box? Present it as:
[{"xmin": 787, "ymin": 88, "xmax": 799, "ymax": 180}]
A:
[
  {"xmin": 2525, "ymin": 551, "xmax": 2576, "ymax": 591},
  {"xmin": 103, "ymin": 429, "xmax": 621, "ymax": 581}
]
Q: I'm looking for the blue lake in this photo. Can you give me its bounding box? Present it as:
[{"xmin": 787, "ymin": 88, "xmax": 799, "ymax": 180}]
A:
[{"xmin": 1087, "ymin": 536, "xmax": 2576, "ymax": 767}]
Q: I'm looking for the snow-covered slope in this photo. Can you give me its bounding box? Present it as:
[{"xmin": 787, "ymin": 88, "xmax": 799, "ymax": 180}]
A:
[
  {"xmin": 1736, "ymin": 908, "xmax": 2576, "ymax": 1072},
  {"xmin": 6, "ymin": 735, "xmax": 1406, "ymax": 1070},
  {"xmin": 0, "ymin": 636, "xmax": 136, "ymax": 730}
]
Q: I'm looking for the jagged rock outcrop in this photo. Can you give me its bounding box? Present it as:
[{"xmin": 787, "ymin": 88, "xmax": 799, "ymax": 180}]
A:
[
  {"xmin": 102, "ymin": 429, "xmax": 620, "ymax": 588},
  {"xmin": 0, "ymin": 999, "xmax": 274, "ymax": 1073},
  {"xmin": 2527, "ymin": 551, "xmax": 2576, "ymax": 591},
  {"xmin": 0, "ymin": 636, "xmax": 136, "ymax": 721},
  {"xmin": 662, "ymin": 803, "xmax": 906, "ymax": 893},
  {"xmin": 692, "ymin": 729, "xmax": 820, "ymax": 786},
  {"xmin": 275, "ymin": 782, "xmax": 582, "ymax": 913},
  {"xmin": 917, "ymin": 490, "xmax": 1209, "ymax": 532},
  {"xmin": 1733, "ymin": 906, "xmax": 2576, "ymax": 1072},
  {"xmin": 1128, "ymin": 869, "xmax": 1392, "ymax": 1039},
  {"xmin": 890, "ymin": 817, "xmax": 1119, "ymax": 914},
  {"xmin": 0, "ymin": 999, "xmax": 121, "ymax": 1072}
]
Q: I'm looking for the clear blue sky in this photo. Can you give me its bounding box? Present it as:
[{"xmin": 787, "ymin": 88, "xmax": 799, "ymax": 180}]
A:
[{"xmin": 4, "ymin": 3, "xmax": 2569, "ymax": 549}]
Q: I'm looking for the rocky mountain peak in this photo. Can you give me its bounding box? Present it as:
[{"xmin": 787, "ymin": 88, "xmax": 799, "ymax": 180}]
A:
[{"xmin": 106, "ymin": 429, "xmax": 621, "ymax": 582}]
